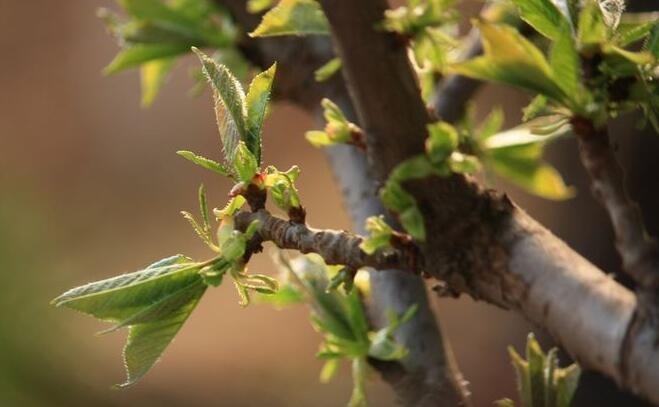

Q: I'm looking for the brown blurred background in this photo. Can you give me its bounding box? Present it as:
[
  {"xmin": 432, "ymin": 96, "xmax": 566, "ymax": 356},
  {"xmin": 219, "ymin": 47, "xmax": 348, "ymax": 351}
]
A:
[{"xmin": 1, "ymin": 0, "xmax": 657, "ymax": 406}]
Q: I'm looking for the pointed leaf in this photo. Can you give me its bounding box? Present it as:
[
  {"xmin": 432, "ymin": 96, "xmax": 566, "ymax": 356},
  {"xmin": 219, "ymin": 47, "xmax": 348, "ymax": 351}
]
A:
[
  {"xmin": 118, "ymin": 284, "xmax": 205, "ymax": 387},
  {"xmin": 250, "ymin": 0, "xmax": 330, "ymax": 37},
  {"xmin": 245, "ymin": 63, "xmax": 277, "ymax": 163},
  {"xmin": 104, "ymin": 44, "xmax": 189, "ymax": 75},
  {"xmin": 176, "ymin": 150, "xmax": 230, "ymax": 176},
  {"xmin": 140, "ymin": 58, "xmax": 175, "ymax": 107},
  {"xmin": 578, "ymin": 0, "xmax": 608, "ymax": 45},
  {"xmin": 450, "ymin": 22, "xmax": 566, "ymax": 103},
  {"xmin": 510, "ymin": 0, "xmax": 569, "ymax": 40},
  {"xmin": 193, "ymin": 48, "xmax": 247, "ymax": 163},
  {"xmin": 315, "ymin": 57, "xmax": 342, "ymax": 82},
  {"xmin": 550, "ymin": 27, "xmax": 581, "ymax": 106},
  {"xmin": 233, "ymin": 141, "xmax": 259, "ymax": 182},
  {"xmin": 53, "ymin": 255, "xmax": 202, "ymax": 322}
]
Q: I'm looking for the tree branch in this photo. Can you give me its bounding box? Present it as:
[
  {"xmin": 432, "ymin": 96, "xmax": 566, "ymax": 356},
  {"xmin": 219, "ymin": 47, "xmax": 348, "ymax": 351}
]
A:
[
  {"xmin": 235, "ymin": 209, "xmax": 419, "ymax": 271},
  {"xmin": 317, "ymin": 0, "xmax": 659, "ymax": 404},
  {"xmin": 571, "ymin": 117, "xmax": 659, "ymax": 297}
]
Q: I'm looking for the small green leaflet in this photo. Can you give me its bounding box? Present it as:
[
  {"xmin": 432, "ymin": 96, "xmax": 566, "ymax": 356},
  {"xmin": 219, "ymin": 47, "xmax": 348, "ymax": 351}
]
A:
[
  {"xmin": 193, "ymin": 48, "xmax": 275, "ymax": 167},
  {"xmin": 140, "ymin": 57, "xmax": 175, "ymax": 107},
  {"xmin": 315, "ymin": 57, "xmax": 342, "ymax": 82},
  {"xmin": 249, "ymin": 0, "xmax": 330, "ymax": 37},
  {"xmin": 549, "ymin": 27, "xmax": 581, "ymax": 109},
  {"xmin": 577, "ymin": 0, "xmax": 608, "ymax": 45},
  {"xmin": 481, "ymin": 121, "xmax": 574, "ymax": 200},
  {"xmin": 245, "ymin": 63, "xmax": 277, "ymax": 163},
  {"xmin": 104, "ymin": 43, "xmax": 190, "ymax": 75},
  {"xmin": 498, "ymin": 333, "xmax": 581, "ymax": 407},
  {"xmin": 52, "ymin": 255, "xmax": 207, "ymax": 387},
  {"xmin": 194, "ymin": 47, "xmax": 248, "ymax": 163},
  {"xmin": 176, "ymin": 150, "xmax": 230, "ymax": 176},
  {"xmin": 509, "ymin": 0, "xmax": 570, "ymax": 40}
]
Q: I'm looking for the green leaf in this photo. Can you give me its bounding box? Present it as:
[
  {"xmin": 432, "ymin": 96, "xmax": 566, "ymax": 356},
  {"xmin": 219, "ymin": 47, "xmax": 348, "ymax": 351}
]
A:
[
  {"xmin": 104, "ymin": 44, "xmax": 190, "ymax": 75},
  {"xmin": 176, "ymin": 150, "xmax": 230, "ymax": 176},
  {"xmin": 198, "ymin": 184, "xmax": 211, "ymax": 231},
  {"xmin": 646, "ymin": 23, "xmax": 659, "ymax": 58},
  {"xmin": 140, "ymin": 58, "xmax": 175, "ymax": 107},
  {"xmin": 52, "ymin": 255, "xmax": 202, "ymax": 321},
  {"xmin": 315, "ymin": 57, "xmax": 342, "ymax": 82},
  {"xmin": 555, "ymin": 364, "xmax": 581, "ymax": 407},
  {"xmin": 615, "ymin": 21, "xmax": 656, "ymax": 47},
  {"xmin": 478, "ymin": 107, "xmax": 504, "ymax": 139},
  {"xmin": 257, "ymin": 284, "xmax": 304, "ymax": 308},
  {"xmin": 245, "ymin": 63, "xmax": 277, "ymax": 163},
  {"xmin": 118, "ymin": 284, "xmax": 205, "ymax": 387},
  {"xmin": 578, "ymin": 0, "xmax": 608, "ymax": 45},
  {"xmin": 213, "ymin": 195, "xmax": 246, "ymax": 219},
  {"xmin": 233, "ymin": 142, "xmax": 259, "ymax": 183},
  {"xmin": 550, "ymin": 29, "xmax": 580, "ymax": 101},
  {"xmin": 319, "ymin": 359, "xmax": 340, "ymax": 383},
  {"xmin": 483, "ymin": 124, "xmax": 574, "ymax": 200},
  {"xmin": 305, "ymin": 130, "xmax": 333, "ymax": 147},
  {"xmin": 359, "ymin": 216, "xmax": 394, "ymax": 255},
  {"xmin": 510, "ymin": 0, "xmax": 568, "ymax": 40},
  {"xmin": 193, "ymin": 47, "xmax": 248, "ymax": 163},
  {"xmin": 522, "ymin": 95, "xmax": 550, "ymax": 122},
  {"xmin": 248, "ymin": 0, "xmax": 275, "ymax": 13},
  {"xmin": 399, "ymin": 206, "xmax": 426, "ymax": 241},
  {"xmin": 426, "ymin": 122, "xmax": 458, "ymax": 165},
  {"xmin": 450, "ymin": 22, "xmax": 566, "ymax": 103},
  {"xmin": 119, "ymin": 0, "xmax": 196, "ymax": 30},
  {"xmin": 249, "ymin": 0, "xmax": 330, "ymax": 37}
]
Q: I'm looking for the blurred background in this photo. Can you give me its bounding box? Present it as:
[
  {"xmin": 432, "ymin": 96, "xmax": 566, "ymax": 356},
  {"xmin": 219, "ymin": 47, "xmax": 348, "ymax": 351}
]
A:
[{"xmin": 1, "ymin": 0, "xmax": 657, "ymax": 406}]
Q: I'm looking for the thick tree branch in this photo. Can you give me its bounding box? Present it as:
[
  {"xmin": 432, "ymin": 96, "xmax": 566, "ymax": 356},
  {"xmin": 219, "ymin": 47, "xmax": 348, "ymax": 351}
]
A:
[
  {"xmin": 318, "ymin": 0, "xmax": 659, "ymax": 404},
  {"xmin": 571, "ymin": 117, "xmax": 659, "ymax": 296}
]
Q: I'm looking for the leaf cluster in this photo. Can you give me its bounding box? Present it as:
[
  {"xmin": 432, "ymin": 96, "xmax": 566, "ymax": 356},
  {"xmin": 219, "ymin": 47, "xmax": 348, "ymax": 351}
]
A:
[
  {"xmin": 100, "ymin": 0, "xmax": 240, "ymax": 106},
  {"xmin": 497, "ymin": 333, "xmax": 581, "ymax": 407}
]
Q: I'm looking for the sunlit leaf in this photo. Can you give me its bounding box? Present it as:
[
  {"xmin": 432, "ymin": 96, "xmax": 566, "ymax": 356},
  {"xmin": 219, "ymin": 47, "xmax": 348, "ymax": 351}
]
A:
[
  {"xmin": 315, "ymin": 57, "xmax": 342, "ymax": 82},
  {"xmin": 104, "ymin": 44, "xmax": 189, "ymax": 75},
  {"xmin": 510, "ymin": 0, "xmax": 568, "ymax": 40},
  {"xmin": 245, "ymin": 63, "xmax": 277, "ymax": 163},
  {"xmin": 140, "ymin": 57, "xmax": 175, "ymax": 107},
  {"xmin": 250, "ymin": 0, "xmax": 330, "ymax": 37},
  {"xmin": 450, "ymin": 22, "xmax": 566, "ymax": 103}
]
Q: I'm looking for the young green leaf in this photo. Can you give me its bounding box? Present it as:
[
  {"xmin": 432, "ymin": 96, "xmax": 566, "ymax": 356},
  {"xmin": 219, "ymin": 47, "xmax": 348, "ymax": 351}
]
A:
[
  {"xmin": 578, "ymin": 0, "xmax": 608, "ymax": 45},
  {"xmin": 118, "ymin": 284, "xmax": 205, "ymax": 387},
  {"xmin": 193, "ymin": 47, "xmax": 248, "ymax": 163},
  {"xmin": 233, "ymin": 141, "xmax": 259, "ymax": 182},
  {"xmin": 315, "ymin": 57, "xmax": 342, "ymax": 82},
  {"xmin": 213, "ymin": 195, "xmax": 246, "ymax": 219},
  {"xmin": 140, "ymin": 57, "xmax": 175, "ymax": 107},
  {"xmin": 177, "ymin": 150, "xmax": 230, "ymax": 176},
  {"xmin": 426, "ymin": 122, "xmax": 459, "ymax": 165},
  {"xmin": 509, "ymin": 0, "xmax": 569, "ymax": 40},
  {"xmin": 349, "ymin": 358, "xmax": 368, "ymax": 407},
  {"xmin": 104, "ymin": 43, "xmax": 190, "ymax": 75},
  {"xmin": 549, "ymin": 28, "xmax": 581, "ymax": 108},
  {"xmin": 359, "ymin": 216, "xmax": 394, "ymax": 255},
  {"xmin": 319, "ymin": 359, "xmax": 340, "ymax": 383},
  {"xmin": 450, "ymin": 21, "xmax": 567, "ymax": 104},
  {"xmin": 482, "ymin": 124, "xmax": 574, "ymax": 200},
  {"xmin": 52, "ymin": 255, "xmax": 202, "ymax": 322},
  {"xmin": 245, "ymin": 63, "xmax": 277, "ymax": 163},
  {"xmin": 248, "ymin": 0, "xmax": 274, "ymax": 13},
  {"xmin": 249, "ymin": 0, "xmax": 330, "ymax": 37}
]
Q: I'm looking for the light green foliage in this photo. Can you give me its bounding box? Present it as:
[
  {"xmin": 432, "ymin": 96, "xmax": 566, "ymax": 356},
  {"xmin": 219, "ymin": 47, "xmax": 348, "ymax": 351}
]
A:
[
  {"xmin": 247, "ymin": 0, "xmax": 274, "ymax": 13},
  {"xmin": 263, "ymin": 165, "xmax": 302, "ymax": 212},
  {"xmin": 450, "ymin": 21, "xmax": 571, "ymax": 107},
  {"xmin": 180, "ymin": 184, "xmax": 219, "ymax": 251},
  {"xmin": 315, "ymin": 57, "xmax": 342, "ymax": 82},
  {"xmin": 176, "ymin": 150, "xmax": 230, "ymax": 176},
  {"xmin": 455, "ymin": 0, "xmax": 658, "ymax": 130},
  {"xmin": 193, "ymin": 48, "xmax": 276, "ymax": 171},
  {"xmin": 462, "ymin": 107, "xmax": 574, "ymax": 200},
  {"xmin": 359, "ymin": 216, "xmax": 395, "ymax": 255},
  {"xmin": 497, "ymin": 333, "xmax": 581, "ymax": 407},
  {"xmin": 52, "ymin": 255, "xmax": 207, "ymax": 386},
  {"xmin": 306, "ymin": 98, "xmax": 363, "ymax": 148},
  {"xmin": 269, "ymin": 254, "xmax": 416, "ymax": 406},
  {"xmin": 382, "ymin": 0, "xmax": 459, "ymax": 101},
  {"xmin": 245, "ymin": 63, "xmax": 277, "ymax": 163},
  {"xmin": 250, "ymin": 0, "xmax": 330, "ymax": 37},
  {"xmin": 100, "ymin": 0, "xmax": 238, "ymax": 106}
]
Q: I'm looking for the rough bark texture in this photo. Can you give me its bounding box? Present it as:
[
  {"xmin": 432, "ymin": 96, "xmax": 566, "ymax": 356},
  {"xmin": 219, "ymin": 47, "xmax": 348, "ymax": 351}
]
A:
[
  {"xmin": 318, "ymin": 0, "xmax": 659, "ymax": 404},
  {"xmin": 572, "ymin": 117, "xmax": 659, "ymax": 297}
]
